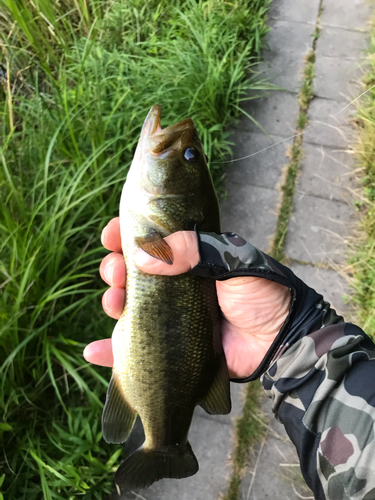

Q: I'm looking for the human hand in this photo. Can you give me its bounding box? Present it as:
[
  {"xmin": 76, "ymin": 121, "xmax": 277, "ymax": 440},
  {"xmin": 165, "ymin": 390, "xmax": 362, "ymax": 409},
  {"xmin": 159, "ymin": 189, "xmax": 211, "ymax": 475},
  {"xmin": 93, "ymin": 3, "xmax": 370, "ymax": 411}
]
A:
[{"xmin": 83, "ymin": 218, "xmax": 291, "ymax": 379}]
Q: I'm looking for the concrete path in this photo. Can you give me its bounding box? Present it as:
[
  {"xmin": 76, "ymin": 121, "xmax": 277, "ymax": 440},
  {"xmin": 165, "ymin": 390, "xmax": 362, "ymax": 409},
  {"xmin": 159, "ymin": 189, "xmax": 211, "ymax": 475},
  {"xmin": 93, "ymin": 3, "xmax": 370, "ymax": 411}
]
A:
[
  {"xmin": 121, "ymin": 0, "xmax": 372, "ymax": 498},
  {"xmin": 223, "ymin": 0, "xmax": 372, "ymax": 498}
]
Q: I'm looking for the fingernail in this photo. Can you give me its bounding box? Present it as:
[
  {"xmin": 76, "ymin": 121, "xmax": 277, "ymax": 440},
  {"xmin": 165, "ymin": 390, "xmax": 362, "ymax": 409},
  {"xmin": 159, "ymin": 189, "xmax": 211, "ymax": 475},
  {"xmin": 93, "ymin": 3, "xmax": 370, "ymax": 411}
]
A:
[
  {"xmin": 83, "ymin": 345, "xmax": 90, "ymax": 362},
  {"xmin": 102, "ymin": 290, "xmax": 110, "ymax": 313},
  {"xmin": 104, "ymin": 260, "xmax": 114, "ymax": 284},
  {"xmin": 101, "ymin": 225, "xmax": 108, "ymax": 245}
]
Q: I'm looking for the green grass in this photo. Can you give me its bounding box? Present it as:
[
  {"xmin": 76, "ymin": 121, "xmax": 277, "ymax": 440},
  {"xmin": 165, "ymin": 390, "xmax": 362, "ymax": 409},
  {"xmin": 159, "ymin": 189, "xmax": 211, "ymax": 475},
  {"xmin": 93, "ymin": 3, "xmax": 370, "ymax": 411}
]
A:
[
  {"xmin": 272, "ymin": 147, "xmax": 303, "ymax": 262},
  {"xmin": 0, "ymin": 1, "xmax": 271, "ymax": 498},
  {"xmin": 299, "ymin": 52, "xmax": 316, "ymax": 110},
  {"xmin": 350, "ymin": 24, "xmax": 375, "ymax": 338}
]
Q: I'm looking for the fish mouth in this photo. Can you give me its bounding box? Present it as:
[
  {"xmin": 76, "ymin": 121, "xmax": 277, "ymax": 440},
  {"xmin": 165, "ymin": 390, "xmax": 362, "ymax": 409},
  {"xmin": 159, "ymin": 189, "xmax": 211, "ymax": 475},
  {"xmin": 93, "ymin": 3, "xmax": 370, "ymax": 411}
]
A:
[
  {"xmin": 135, "ymin": 105, "xmax": 162, "ymax": 157},
  {"xmin": 140, "ymin": 105, "xmax": 196, "ymax": 156}
]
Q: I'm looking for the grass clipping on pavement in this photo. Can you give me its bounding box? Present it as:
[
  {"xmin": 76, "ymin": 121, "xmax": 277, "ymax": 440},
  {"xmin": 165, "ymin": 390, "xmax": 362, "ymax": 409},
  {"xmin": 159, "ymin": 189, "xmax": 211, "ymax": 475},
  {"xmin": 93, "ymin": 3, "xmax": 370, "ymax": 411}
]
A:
[{"xmin": 0, "ymin": 1, "xmax": 271, "ymax": 498}]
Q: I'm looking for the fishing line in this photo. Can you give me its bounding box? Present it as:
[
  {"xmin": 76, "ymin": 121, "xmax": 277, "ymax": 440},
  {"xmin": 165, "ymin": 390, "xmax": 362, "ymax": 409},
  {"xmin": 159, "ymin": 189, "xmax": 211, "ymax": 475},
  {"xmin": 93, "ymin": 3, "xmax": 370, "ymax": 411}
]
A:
[{"xmin": 213, "ymin": 84, "xmax": 375, "ymax": 165}]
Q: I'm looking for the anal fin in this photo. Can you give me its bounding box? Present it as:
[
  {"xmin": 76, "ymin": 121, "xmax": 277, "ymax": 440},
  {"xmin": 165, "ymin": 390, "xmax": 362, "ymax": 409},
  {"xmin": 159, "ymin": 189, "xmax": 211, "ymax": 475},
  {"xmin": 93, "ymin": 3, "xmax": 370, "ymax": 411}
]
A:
[
  {"xmin": 200, "ymin": 354, "xmax": 231, "ymax": 415},
  {"xmin": 102, "ymin": 371, "xmax": 137, "ymax": 444}
]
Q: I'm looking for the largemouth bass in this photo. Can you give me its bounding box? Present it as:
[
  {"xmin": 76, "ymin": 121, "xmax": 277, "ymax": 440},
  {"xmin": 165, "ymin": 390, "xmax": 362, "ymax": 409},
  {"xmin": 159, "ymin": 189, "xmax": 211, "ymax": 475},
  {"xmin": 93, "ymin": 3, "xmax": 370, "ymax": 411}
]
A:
[{"xmin": 102, "ymin": 105, "xmax": 231, "ymax": 492}]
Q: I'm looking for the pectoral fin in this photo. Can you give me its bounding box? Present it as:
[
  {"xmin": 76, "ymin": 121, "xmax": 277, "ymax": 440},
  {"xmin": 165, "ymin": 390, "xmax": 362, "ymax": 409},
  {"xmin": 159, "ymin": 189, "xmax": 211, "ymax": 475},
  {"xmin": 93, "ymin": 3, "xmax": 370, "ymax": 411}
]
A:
[
  {"xmin": 102, "ymin": 372, "xmax": 137, "ymax": 444},
  {"xmin": 135, "ymin": 229, "xmax": 174, "ymax": 265},
  {"xmin": 200, "ymin": 354, "xmax": 231, "ymax": 415}
]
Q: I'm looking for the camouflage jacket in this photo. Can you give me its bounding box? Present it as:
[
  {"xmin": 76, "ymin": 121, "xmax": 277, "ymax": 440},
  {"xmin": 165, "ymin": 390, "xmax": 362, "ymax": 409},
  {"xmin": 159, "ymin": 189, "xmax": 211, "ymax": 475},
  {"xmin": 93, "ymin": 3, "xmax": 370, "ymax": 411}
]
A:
[{"xmin": 190, "ymin": 232, "xmax": 375, "ymax": 500}]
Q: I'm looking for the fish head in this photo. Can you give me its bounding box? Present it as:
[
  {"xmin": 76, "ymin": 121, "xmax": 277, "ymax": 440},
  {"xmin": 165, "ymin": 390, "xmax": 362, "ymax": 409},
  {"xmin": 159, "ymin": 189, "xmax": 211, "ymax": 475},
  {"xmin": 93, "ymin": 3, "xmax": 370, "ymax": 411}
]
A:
[
  {"xmin": 129, "ymin": 105, "xmax": 210, "ymax": 195},
  {"xmin": 124, "ymin": 105, "xmax": 220, "ymax": 233}
]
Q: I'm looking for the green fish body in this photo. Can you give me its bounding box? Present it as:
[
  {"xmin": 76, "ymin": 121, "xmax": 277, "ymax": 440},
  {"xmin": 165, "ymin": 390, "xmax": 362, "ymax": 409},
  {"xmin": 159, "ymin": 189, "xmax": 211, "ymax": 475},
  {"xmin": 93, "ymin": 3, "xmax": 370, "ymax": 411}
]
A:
[{"xmin": 102, "ymin": 105, "xmax": 231, "ymax": 492}]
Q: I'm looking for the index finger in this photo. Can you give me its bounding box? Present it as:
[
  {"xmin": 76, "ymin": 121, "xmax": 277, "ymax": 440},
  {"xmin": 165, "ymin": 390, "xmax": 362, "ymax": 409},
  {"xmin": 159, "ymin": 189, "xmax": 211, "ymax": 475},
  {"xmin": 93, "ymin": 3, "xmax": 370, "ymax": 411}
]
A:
[{"xmin": 101, "ymin": 217, "xmax": 122, "ymax": 252}]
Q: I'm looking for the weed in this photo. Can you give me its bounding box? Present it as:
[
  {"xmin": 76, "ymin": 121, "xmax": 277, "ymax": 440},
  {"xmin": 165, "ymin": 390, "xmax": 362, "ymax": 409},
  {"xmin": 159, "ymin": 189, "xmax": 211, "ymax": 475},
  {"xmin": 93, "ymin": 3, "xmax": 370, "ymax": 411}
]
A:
[
  {"xmin": 350, "ymin": 24, "xmax": 375, "ymax": 338},
  {"xmin": 297, "ymin": 111, "xmax": 308, "ymax": 129},
  {"xmin": 0, "ymin": 0, "xmax": 271, "ymax": 498}
]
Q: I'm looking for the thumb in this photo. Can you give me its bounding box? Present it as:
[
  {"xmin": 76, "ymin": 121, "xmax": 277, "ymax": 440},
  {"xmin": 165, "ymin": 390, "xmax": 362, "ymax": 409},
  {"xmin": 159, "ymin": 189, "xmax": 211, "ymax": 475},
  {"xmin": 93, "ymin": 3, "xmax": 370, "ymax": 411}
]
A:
[{"xmin": 134, "ymin": 230, "xmax": 199, "ymax": 275}]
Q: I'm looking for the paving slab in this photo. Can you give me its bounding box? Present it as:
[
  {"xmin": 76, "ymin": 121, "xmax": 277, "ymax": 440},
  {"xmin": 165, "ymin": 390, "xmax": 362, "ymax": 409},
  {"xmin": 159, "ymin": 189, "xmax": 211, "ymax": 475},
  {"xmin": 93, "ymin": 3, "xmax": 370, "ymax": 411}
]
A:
[
  {"xmin": 314, "ymin": 55, "xmax": 364, "ymax": 101},
  {"xmin": 241, "ymin": 397, "xmax": 311, "ymax": 500},
  {"xmin": 304, "ymin": 97, "xmax": 356, "ymax": 148},
  {"xmin": 316, "ymin": 25, "xmax": 369, "ymax": 60},
  {"xmin": 230, "ymin": 1, "xmax": 370, "ymax": 500},
  {"xmin": 269, "ymin": 0, "xmax": 320, "ymax": 24},
  {"xmin": 289, "ymin": 262, "xmax": 350, "ymax": 317},
  {"xmin": 237, "ymin": 91, "xmax": 299, "ymax": 137},
  {"xmin": 220, "ymin": 184, "xmax": 281, "ymax": 253},
  {"xmin": 284, "ymin": 193, "xmax": 355, "ymax": 265},
  {"xmin": 258, "ymin": 19, "xmax": 314, "ymax": 93},
  {"xmin": 224, "ymin": 131, "xmax": 291, "ymax": 189},
  {"xmin": 296, "ymin": 142, "xmax": 356, "ymax": 202},
  {"xmin": 320, "ymin": 0, "xmax": 372, "ymax": 32}
]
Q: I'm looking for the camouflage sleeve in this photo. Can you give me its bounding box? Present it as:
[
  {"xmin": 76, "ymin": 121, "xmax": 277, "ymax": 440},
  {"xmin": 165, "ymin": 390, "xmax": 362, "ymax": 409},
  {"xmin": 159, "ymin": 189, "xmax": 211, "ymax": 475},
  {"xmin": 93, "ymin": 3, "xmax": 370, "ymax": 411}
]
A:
[{"xmin": 190, "ymin": 231, "xmax": 375, "ymax": 500}]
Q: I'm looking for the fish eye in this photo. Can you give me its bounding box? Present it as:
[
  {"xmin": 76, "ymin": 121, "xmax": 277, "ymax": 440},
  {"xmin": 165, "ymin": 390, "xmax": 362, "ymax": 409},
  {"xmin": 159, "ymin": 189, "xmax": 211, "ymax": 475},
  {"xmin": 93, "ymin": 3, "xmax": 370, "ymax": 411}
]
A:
[{"xmin": 183, "ymin": 147, "xmax": 199, "ymax": 162}]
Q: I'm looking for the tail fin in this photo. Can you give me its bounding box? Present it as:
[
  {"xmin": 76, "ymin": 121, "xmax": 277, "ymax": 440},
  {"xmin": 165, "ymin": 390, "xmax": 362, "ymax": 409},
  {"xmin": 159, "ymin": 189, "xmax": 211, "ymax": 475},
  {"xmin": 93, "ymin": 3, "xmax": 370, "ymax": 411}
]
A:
[{"xmin": 115, "ymin": 442, "xmax": 198, "ymax": 492}]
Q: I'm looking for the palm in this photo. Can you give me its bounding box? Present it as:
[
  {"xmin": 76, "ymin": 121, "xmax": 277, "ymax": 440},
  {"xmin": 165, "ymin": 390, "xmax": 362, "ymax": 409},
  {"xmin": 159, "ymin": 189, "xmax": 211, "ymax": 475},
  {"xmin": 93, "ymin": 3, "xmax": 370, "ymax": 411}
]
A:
[{"xmin": 217, "ymin": 277, "xmax": 290, "ymax": 378}]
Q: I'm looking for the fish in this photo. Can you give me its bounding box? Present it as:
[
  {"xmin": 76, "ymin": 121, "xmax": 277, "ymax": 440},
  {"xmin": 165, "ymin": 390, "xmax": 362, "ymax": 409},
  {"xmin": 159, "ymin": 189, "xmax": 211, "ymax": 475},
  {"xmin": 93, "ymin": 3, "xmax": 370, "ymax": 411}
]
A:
[{"xmin": 102, "ymin": 104, "xmax": 231, "ymax": 493}]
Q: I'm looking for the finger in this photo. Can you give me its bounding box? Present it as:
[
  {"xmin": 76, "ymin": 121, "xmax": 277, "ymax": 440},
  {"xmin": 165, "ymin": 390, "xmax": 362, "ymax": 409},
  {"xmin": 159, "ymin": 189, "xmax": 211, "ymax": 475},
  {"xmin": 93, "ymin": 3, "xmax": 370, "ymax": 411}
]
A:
[
  {"xmin": 102, "ymin": 287, "xmax": 126, "ymax": 319},
  {"xmin": 134, "ymin": 231, "xmax": 199, "ymax": 276},
  {"xmin": 83, "ymin": 339, "xmax": 113, "ymax": 367},
  {"xmin": 100, "ymin": 252, "xmax": 126, "ymax": 288},
  {"xmin": 101, "ymin": 217, "xmax": 122, "ymax": 252}
]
